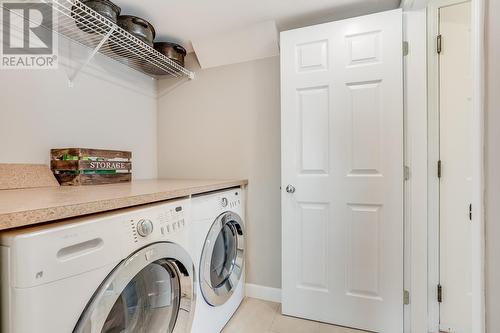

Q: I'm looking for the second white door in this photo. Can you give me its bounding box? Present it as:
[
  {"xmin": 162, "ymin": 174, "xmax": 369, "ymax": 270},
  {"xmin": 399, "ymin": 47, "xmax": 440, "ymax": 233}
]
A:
[
  {"xmin": 438, "ymin": 2, "xmax": 472, "ymax": 332},
  {"xmin": 281, "ymin": 9, "xmax": 403, "ymax": 333}
]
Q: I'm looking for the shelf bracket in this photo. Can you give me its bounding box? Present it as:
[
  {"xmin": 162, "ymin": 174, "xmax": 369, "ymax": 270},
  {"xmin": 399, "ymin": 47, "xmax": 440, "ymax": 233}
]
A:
[{"xmin": 68, "ymin": 27, "xmax": 116, "ymax": 87}]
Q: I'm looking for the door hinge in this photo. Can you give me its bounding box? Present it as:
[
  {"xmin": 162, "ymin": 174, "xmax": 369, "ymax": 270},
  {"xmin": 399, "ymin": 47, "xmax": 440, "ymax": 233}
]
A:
[
  {"xmin": 437, "ymin": 160, "xmax": 442, "ymax": 178},
  {"xmin": 403, "ymin": 41, "xmax": 409, "ymax": 56},
  {"xmin": 437, "ymin": 284, "xmax": 443, "ymax": 303},
  {"xmin": 437, "ymin": 34, "xmax": 442, "ymax": 54},
  {"xmin": 469, "ymin": 203, "xmax": 472, "ymax": 221},
  {"xmin": 404, "ymin": 165, "xmax": 410, "ymax": 181},
  {"xmin": 404, "ymin": 290, "xmax": 410, "ymax": 305}
]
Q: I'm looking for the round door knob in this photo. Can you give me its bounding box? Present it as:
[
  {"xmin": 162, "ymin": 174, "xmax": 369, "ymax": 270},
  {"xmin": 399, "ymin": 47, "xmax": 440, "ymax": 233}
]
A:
[
  {"xmin": 137, "ymin": 219, "xmax": 154, "ymax": 237},
  {"xmin": 286, "ymin": 185, "xmax": 296, "ymax": 193}
]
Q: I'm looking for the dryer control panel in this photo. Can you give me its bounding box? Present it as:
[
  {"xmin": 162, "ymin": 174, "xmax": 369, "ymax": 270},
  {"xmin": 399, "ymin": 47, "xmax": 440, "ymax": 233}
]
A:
[
  {"xmin": 220, "ymin": 195, "xmax": 241, "ymax": 210},
  {"xmin": 192, "ymin": 188, "xmax": 244, "ymax": 221}
]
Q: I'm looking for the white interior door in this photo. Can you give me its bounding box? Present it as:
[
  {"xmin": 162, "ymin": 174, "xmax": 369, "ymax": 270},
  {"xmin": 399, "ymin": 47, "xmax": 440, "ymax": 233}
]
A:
[
  {"xmin": 438, "ymin": 2, "xmax": 472, "ymax": 332},
  {"xmin": 281, "ymin": 9, "xmax": 403, "ymax": 333}
]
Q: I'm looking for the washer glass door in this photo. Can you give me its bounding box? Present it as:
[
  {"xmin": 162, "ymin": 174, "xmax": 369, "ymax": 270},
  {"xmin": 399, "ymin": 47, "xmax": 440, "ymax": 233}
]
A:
[
  {"xmin": 74, "ymin": 243, "xmax": 195, "ymax": 333},
  {"xmin": 102, "ymin": 259, "xmax": 180, "ymax": 332},
  {"xmin": 201, "ymin": 212, "xmax": 244, "ymax": 306}
]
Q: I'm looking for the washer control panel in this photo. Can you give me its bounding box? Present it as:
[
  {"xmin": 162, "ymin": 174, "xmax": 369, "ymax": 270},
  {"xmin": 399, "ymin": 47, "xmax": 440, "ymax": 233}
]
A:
[
  {"xmin": 127, "ymin": 202, "xmax": 187, "ymax": 243},
  {"xmin": 157, "ymin": 205, "xmax": 185, "ymax": 236}
]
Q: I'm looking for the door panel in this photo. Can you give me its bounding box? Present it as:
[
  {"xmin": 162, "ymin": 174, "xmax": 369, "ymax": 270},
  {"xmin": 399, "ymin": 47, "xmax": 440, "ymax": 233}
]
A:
[
  {"xmin": 281, "ymin": 9, "xmax": 403, "ymax": 333},
  {"xmin": 298, "ymin": 86, "xmax": 330, "ymax": 174},
  {"xmin": 346, "ymin": 204, "xmax": 382, "ymax": 300},
  {"xmin": 296, "ymin": 40, "xmax": 329, "ymax": 72},
  {"xmin": 348, "ymin": 80, "xmax": 383, "ymax": 174},
  {"xmin": 346, "ymin": 31, "xmax": 381, "ymax": 66},
  {"xmin": 298, "ymin": 202, "xmax": 329, "ymax": 291}
]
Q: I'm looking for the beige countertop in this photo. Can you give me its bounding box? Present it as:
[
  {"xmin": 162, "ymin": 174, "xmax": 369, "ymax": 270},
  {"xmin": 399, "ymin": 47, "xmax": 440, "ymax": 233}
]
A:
[{"xmin": 0, "ymin": 179, "xmax": 248, "ymax": 230}]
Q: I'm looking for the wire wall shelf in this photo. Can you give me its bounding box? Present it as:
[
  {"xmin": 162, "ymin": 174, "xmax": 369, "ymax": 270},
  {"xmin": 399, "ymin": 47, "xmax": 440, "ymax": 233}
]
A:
[{"xmin": 3, "ymin": 0, "xmax": 195, "ymax": 83}]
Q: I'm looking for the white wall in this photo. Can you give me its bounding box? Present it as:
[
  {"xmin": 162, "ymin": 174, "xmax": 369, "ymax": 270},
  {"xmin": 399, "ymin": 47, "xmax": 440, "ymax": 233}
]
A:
[
  {"xmin": 0, "ymin": 38, "xmax": 158, "ymax": 179},
  {"xmin": 485, "ymin": 0, "xmax": 500, "ymax": 331},
  {"xmin": 157, "ymin": 55, "xmax": 282, "ymax": 288}
]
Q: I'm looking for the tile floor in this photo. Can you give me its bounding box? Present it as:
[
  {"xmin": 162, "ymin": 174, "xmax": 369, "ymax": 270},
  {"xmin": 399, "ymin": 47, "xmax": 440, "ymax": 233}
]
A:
[{"xmin": 222, "ymin": 297, "xmax": 369, "ymax": 333}]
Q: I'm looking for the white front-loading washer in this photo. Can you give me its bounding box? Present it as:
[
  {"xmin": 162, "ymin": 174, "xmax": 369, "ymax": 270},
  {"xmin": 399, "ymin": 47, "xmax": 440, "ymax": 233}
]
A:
[
  {"xmin": 190, "ymin": 188, "xmax": 245, "ymax": 333},
  {"xmin": 0, "ymin": 199, "xmax": 196, "ymax": 333}
]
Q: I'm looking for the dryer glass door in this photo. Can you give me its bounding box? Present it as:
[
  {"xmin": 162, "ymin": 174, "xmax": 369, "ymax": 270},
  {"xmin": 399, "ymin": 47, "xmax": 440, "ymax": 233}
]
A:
[
  {"xmin": 210, "ymin": 223, "xmax": 237, "ymax": 287},
  {"xmin": 74, "ymin": 243, "xmax": 195, "ymax": 333},
  {"xmin": 200, "ymin": 212, "xmax": 245, "ymax": 306}
]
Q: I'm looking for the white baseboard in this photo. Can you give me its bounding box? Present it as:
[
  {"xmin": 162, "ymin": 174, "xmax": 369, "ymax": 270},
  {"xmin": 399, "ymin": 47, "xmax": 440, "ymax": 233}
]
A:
[{"xmin": 245, "ymin": 283, "xmax": 282, "ymax": 303}]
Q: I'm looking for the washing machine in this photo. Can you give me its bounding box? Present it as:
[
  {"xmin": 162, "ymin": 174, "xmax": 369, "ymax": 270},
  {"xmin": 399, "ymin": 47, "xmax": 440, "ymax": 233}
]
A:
[
  {"xmin": 190, "ymin": 188, "xmax": 246, "ymax": 333},
  {"xmin": 0, "ymin": 198, "xmax": 196, "ymax": 333}
]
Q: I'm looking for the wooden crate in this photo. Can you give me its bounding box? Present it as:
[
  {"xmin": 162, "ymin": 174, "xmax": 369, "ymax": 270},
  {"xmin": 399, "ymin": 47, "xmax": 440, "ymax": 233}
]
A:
[{"xmin": 51, "ymin": 148, "xmax": 132, "ymax": 186}]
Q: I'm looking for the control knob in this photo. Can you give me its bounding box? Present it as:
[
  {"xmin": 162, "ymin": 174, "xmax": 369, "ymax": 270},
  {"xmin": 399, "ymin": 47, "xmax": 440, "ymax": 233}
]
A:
[{"xmin": 137, "ymin": 219, "xmax": 154, "ymax": 237}]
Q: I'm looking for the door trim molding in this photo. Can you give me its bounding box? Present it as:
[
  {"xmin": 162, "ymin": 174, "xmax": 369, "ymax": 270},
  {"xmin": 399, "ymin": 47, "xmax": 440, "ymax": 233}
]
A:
[
  {"xmin": 426, "ymin": 0, "xmax": 485, "ymax": 332},
  {"xmin": 403, "ymin": 8, "xmax": 428, "ymax": 333}
]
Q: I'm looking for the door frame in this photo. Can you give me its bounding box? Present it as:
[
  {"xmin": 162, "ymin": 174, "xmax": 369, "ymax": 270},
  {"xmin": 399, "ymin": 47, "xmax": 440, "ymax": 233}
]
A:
[
  {"xmin": 402, "ymin": 7, "xmax": 428, "ymax": 333},
  {"xmin": 426, "ymin": 0, "xmax": 486, "ymax": 332}
]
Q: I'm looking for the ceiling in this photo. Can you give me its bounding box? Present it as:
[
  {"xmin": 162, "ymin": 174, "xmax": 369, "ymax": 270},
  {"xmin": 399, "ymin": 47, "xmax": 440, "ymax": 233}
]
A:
[{"xmin": 113, "ymin": 0, "xmax": 401, "ymax": 52}]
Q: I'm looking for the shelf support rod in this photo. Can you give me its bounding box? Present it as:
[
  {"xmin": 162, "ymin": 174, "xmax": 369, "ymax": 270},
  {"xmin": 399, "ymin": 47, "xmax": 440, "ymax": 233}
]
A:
[{"xmin": 68, "ymin": 26, "xmax": 116, "ymax": 87}]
